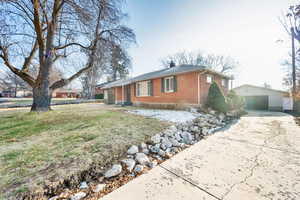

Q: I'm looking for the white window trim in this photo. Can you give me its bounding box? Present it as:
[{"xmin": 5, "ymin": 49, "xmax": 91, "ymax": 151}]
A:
[
  {"xmin": 164, "ymin": 76, "xmax": 174, "ymax": 93},
  {"xmin": 222, "ymin": 79, "xmax": 227, "ymax": 87},
  {"xmin": 206, "ymin": 75, "xmax": 213, "ymax": 83},
  {"xmin": 136, "ymin": 81, "xmax": 151, "ymax": 97}
]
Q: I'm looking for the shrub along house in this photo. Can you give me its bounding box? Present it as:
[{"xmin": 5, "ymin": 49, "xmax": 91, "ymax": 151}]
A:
[{"xmin": 102, "ymin": 64, "xmax": 231, "ymax": 108}]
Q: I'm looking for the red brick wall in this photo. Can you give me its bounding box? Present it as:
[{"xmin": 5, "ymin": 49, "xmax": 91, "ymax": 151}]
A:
[
  {"xmin": 130, "ymin": 71, "xmax": 200, "ymax": 105},
  {"xmin": 115, "ymin": 87, "xmax": 123, "ymax": 102},
  {"xmin": 199, "ymin": 73, "xmax": 228, "ymax": 105},
  {"xmin": 112, "ymin": 71, "xmax": 228, "ymax": 106}
]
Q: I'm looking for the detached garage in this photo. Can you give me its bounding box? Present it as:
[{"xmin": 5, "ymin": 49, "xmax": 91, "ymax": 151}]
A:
[{"xmin": 233, "ymin": 84, "xmax": 291, "ymax": 111}]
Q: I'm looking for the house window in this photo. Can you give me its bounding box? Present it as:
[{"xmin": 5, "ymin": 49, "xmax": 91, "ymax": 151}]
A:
[
  {"xmin": 164, "ymin": 76, "xmax": 174, "ymax": 92},
  {"xmin": 207, "ymin": 75, "xmax": 213, "ymax": 83},
  {"xmin": 136, "ymin": 80, "xmax": 151, "ymax": 97},
  {"xmin": 222, "ymin": 79, "xmax": 227, "ymax": 87}
]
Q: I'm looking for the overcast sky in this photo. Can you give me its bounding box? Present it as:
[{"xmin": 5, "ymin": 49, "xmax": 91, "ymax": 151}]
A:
[{"xmin": 124, "ymin": 0, "xmax": 298, "ymax": 90}]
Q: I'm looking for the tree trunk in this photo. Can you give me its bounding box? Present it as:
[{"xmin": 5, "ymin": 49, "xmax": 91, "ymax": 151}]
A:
[{"xmin": 31, "ymin": 83, "xmax": 52, "ymax": 112}]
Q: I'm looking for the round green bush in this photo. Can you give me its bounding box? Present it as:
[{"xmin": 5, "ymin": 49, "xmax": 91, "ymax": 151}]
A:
[{"xmin": 207, "ymin": 82, "xmax": 228, "ymax": 113}]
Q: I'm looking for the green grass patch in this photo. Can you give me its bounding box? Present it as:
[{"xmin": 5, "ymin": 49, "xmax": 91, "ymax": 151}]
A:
[{"xmin": 0, "ymin": 103, "xmax": 168, "ymax": 199}]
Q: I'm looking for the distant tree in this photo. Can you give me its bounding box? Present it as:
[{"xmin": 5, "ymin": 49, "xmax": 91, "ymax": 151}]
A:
[
  {"xmin": 110, "ymin": 44, "xmax": 131, "ymax": 81},
  {"xmin": 263, "ymin": 83, "xmax": 272, "ymax": 89},
  {"xmin": 0, "ymin": 70, "xmax": 29, "ymax": 97},
  {"xmin": 207, "ymin": 82, "xmax": 228, "ymax": 113},
  {"xmin": 161, "ymin": 50, "xmax": 238, "ymax": 74}
]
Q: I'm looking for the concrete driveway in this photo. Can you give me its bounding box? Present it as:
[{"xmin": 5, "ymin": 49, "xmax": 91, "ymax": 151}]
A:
[{"xmin": 102, "ymin": 111, "xmax": 300, "ymax": 200}]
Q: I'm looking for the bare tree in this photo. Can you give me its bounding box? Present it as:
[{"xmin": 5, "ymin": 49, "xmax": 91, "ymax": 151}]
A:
[
  {"xmin": 263, "ymin": 82, "xmax": 272, "ymax": 89},
  {"xmin": 0, "ymin": 0, "xmax": 135, "ymax": 111},
  {"xmin": 0, "ymin": 70, "xmax": 29, "ymax": 97},
  {"xmin": 161, "ymin": 50, "xmax": 238, "ymax": 74},
  {"xmin": 279, "ymin": 5, "xmax": 300, "ymax": 94}
]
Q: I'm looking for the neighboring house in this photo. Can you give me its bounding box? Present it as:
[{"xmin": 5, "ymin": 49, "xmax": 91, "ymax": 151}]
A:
[
  {"xmin": 0, "ymin": 90, "xmax": 15, "ymax": 98},
  {"xmin": 16, "ymin": 90, "xmax": 32, "ymax": 97},
  {"xmin": 233, "ymin": 84, "xmax": 291, "ymax": 111},
  {"xmin": 102, "ymin": 64, "xmax": 230, "ymax": 108},
  {"xmin": 53, "ymin": 89, "xmax": 81, "ymax": 98}
]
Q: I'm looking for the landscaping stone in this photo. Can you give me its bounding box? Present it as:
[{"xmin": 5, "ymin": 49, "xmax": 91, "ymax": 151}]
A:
[
  {"xmin": 170, "ymin": 147, "xmax": 180, "ymax": 153},
  {"xmin": 149, "ymin": 145, "xmax": 160, "ymax": 153},
  {"xmin": 127, "ymin": 145, "xmax": 139, "ymax": 155},
  {"xmin": 150, "ymin": 134, "xmax": 161, "ymax": 144},
  {"xmin": 92, "ymin": 184, "xmax": 106, "ymax": 193},
  {"xmin": 48, "ymin": 196, "xmax": 59, "ymax": 200},
  {"xmin": 153, "ymin": 155, "xmax": 163, "ymax": 161},
  {"xmin": 134, "ymin": 164, "xmax": 144, "ymax": 173},
  {"xmin": 142, "ymin": 148, "xmax": 149, "ymax": 155},
  {"xmin": 165, "ymin": 152, "xmax": 172, "ymax": 159},
  {"xmin": 121, "ymin": 159, "xmax": 136, "ymax": 172},
  {"xmin": 135, "ymin": 153, "xmax": 150, "ymax": 165},
  {"xmin": 174, "ymin": 132, "xmax": 182, "ymax": 141},
  {"xmin": 140, "ymin": 142, "xmax": 147, "ymax": 149},
  {"xmin": 148, "ymin": 160, "xmax": 158, "ymax": 168},
  {"xmin": 79, "ymin": 181, "xmax": 88, "ymax": 189},
  {"xmin": 180, "ymin": 132, "xmax": 193, "ymax": 144},
  {"xmin": 70, "ymin": 192, "xmax": 86, "ymax": 200},
  {"xmin": 104, "ymin": 164, "xmax": 122, "ymax": 178},
  {"xmin": 158, "ymin": 149, "xmax": 166, "ymax": 157},
  {"xmin": 169, "ymin": 138, "xmax": 181, "ymax": 147},
  {"xmin": 160, "ymin": 137, "xmax": 173, "ymax": 150}
]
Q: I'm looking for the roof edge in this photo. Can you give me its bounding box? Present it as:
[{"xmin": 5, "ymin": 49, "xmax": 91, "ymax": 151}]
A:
[{"xmin": 233, "ymin": 84, "xmax": 289, "ymax": 94}]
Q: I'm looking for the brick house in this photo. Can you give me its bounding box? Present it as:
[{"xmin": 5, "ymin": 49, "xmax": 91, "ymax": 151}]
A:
[
  {"xmin": 52, "ymin": 89, "xmax": 81, "ymax": 98},
  {"xmin": 102, "ymin": 64, "xmax": 231, "ymax": 108}
]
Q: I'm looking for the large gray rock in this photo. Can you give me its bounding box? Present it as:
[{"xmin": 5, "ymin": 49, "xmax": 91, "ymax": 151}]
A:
[
  {"xmin": 121, "ymin": 158, "xmax": 136, "ymax": 172},
  {"xmin": 104, "ymin": 164, "xmax": 122, "ymax": 178},
  {"xmin": 174, "ymin": 132, "xmax": 182, "ymax": 141},
  {"xmin": 169, "ymin": 138, "xmax": 181, "ymax": 147},
  {"xmin": 70, "ymin": 192, "xmax": 86, "ymax": 200},
  {"xmin": 127, "ymin": 145, "xmax": 139, "ymax": 155},
  {"xmin": 160, "ymin": 137, "xmax": 173, "ymax": 150},
  {"xmin": 150, "ymin": 134, "xmax": 161, "ymax": 144},
  {"xmin": 150, "ymin": 145, "xmax": 160, "ymax": 153},
  {"xmin": 135, "ymin": 153, "xmax": 150, "ymax": 165},
  {"xmin": 180, "ymin": 131, "xmax": 193, "ymax": 144}
]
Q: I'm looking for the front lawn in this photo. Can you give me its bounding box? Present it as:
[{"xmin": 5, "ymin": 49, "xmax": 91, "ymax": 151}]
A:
[{"xmin": 0, "ymin": 104, "xmax": 168, "ymax": 199}]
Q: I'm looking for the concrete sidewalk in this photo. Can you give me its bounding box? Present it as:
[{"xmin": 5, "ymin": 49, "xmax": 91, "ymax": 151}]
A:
[{"xmin": 102, "ymin": 111, "xmax": 300, "ymax": 200}]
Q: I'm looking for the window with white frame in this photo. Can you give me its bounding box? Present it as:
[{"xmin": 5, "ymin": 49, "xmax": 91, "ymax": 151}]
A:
[
  {"xmin": 222, "ymin": 79, "xmax": 227, "ymax": 87},
  {"xmin": 206, "ymin": 75, "xmax": 213, "ymax": 83},
  {"xmin": 136, "ymin": 81, "xmax": 151, "ymax": 97},
  {"xmin": 164, "ymin": 76, "xmax": 174, "ymax": 92}
]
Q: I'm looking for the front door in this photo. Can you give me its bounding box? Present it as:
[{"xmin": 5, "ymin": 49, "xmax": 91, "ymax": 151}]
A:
[{"xmin": 107, "ymin": 88, "xmax": 115, "ymax": 104}]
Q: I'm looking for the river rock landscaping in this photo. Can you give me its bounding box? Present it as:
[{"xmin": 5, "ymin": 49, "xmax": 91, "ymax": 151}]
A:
[{"xmin": 47, "ymin": 110, "xmax": 237, "ymax": 200}]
